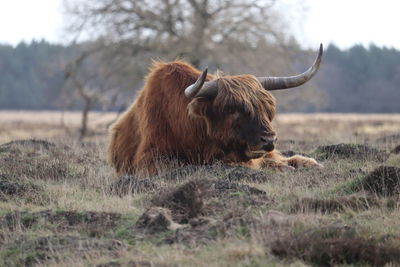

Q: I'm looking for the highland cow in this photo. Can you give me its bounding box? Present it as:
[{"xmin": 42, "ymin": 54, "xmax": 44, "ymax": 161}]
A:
[{"xmin": 108, "ymin": 45, "xmax": 324, "ymax": 175}]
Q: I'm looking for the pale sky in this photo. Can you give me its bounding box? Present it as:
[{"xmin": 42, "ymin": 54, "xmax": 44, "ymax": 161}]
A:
[
  {"xmin": 0, "ymin": 0, "xmax": 63, "ymax": 45},
  {"xmin": 302, "ymin": 0, "xmax": 400, "ymax": 49},
  {"xmin": 0, "ymin": 0, "xmax": 400, "ymax": 49}
]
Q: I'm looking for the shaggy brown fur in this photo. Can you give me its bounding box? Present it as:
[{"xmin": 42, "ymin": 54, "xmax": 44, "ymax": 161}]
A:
[{"xmin": 108, "ymin": 60, "xmax": 321, "ymax": 175}]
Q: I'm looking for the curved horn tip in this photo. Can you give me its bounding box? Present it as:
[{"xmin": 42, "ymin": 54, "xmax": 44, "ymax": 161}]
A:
[
  {"xmin": 311, "ymin": 43, "xmax": 323, "ymax": 70},
  {"xmin": 202, "ymin": 66, "xmax": 208, "ymax": 76},
  {"xmin": 319, "ymin": 43, "xmax": 323, "ymax": 57},
  {"xmin": 197, "ymin": 67, "xmax": 208, "ymax": 81},
  {"xmin": 184, "ymin": 66, "xmax": 209, "ymax": 98},
  {"xmin": 199, "ymin": 67, "xmax": 208, "ymax": 82},
  {"xmin": 257, "ymin": 43, "xmax": 324, "ymax": 91}
]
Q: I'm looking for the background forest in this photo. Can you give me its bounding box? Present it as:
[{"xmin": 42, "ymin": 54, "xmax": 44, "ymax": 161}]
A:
[{"xmin": 1, "ymin": 40, "xmax": 399, "ymax": 113}]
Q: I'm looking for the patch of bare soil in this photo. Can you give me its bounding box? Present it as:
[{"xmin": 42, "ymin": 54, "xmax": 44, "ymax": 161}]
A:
[
  {"xmin": 314, "ymin": 143, "xmax": 388, "ymax": 161},
  {"xmin": 289, "ymin": 195, "xmax": 381, "ymax": 213},
  {"xmin": 0, "ymin": 210, "xmax": 122, "ymax": 237},
  {"xmin": 0, "ymin": 174, "xmax": 47, "ymax": 204},
  {"xmin": 270, "ymin": 224, "xmax": 400, "ymax": 266},
  {"xmin": 1, "ymin": 235, "xmax": 125, "ymax": 266},
  {"xmin": 353, "ymin": 166, "xmax": 400, "ymax": 196}
]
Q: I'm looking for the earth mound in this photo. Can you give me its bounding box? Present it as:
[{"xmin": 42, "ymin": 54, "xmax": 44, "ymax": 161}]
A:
[
  {"xmin": 0, "ymin": 174, "xmax": 46, "ymax": 204},
  {"xmin": 314, "ymin": 143, "xmax": 388, "ymax": 161},
  {"xmin": 0, "ymin": 210, "xmax": 122, "ymax": 237},
  {"xmin": 270, "ymin": 224, "xmax": 400, "ymax": 266},
  {"xmin": 0, "ymin": 139, "xmax": 93, "ymax": 180},
  {"xmin": 353, "ymin": 166, "xmax": 400, "ymax": 196}
]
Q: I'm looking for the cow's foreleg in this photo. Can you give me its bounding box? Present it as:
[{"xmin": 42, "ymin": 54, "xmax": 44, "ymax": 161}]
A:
[
  {"xmin": 282, "ymin": 154, "xmax": 323, "ymax": 169},
  {"xmin": 252, "ymin": 150, "xmax": 323, "ymax": 171}
]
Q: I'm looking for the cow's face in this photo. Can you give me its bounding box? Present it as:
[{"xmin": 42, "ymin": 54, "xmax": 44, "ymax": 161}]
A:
[
  {"xmin": 188, "ymin": 75, "xmax": 277, "ymax": 160},
  {"xmin": 185, "ymin": 44, "xmax": 323, "ymax": 160}
]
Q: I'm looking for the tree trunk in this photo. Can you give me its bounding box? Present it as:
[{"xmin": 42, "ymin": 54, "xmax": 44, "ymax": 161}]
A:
[{"xmin": 80, "ymin": 98, "xmax": 92, "ymax": 140}]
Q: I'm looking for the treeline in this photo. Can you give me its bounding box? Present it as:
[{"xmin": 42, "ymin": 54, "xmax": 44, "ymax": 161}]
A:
[
  {"xmin": 0, "ymin": 40, "xmax": 76, "ymax": 110},
  {"xmin": 0, "ymin": 40, "xmax": 399, "ymax": 113},
  {"xmin": 316, "ymin": 44, "xmax": 400, "ymax": 113}
]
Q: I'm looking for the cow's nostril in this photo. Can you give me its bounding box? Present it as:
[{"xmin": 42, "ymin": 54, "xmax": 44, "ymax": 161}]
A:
[
  {"xmin": 262, "ymin": 143, "xmax": 275, "ymax": 152},
  {"xmin": 260, "ymin": 135, "xmax": 276, "ymax": 144}
]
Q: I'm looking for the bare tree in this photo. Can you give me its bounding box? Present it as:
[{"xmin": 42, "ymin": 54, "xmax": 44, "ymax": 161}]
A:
[
  {"xmin": 63, "ymin": 0, "xmax": 322, "ymax": 112},
  {"xmin": 62, "ymin": 41, "xmax": 128, "ymax": 139},
  {"xmin": 64, "ymin": 0, "xmax": 300, "ymax": 66}
]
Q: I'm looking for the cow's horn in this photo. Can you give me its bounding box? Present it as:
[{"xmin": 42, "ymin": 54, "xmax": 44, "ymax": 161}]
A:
[
  {"xmin": 184, "ymin": 67, "xmax": 208, "ymax": 98},
  {"xmin": 257, "ymin": 43, "xmax": 323, "ymax": 91},
  {"xmin": 184, "ymin": 67, "xmax": 219, "ymax": 99}
]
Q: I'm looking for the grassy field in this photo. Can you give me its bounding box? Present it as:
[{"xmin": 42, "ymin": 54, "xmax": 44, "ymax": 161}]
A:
[{"xmin": 0, "ymin": 111, "xmax": 400, "ymax": 266}]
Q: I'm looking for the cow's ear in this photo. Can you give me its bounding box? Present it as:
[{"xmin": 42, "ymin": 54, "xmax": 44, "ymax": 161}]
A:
[
  {"xmin": 187, "ymin": 97, "xmax": 209, "ymax": 118},
  {"xmin": 187, "ymin": 98, "xmax": 213, "ymax": 135}
]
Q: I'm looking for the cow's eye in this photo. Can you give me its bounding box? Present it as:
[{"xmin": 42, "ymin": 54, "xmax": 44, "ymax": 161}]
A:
[
  {"xmin": 231, "ymin": 111, "xmax": 240, "ymax": 120},
  {"xmin": 225, "ymin": 107, "xmax": 235, "ymax": 114}
]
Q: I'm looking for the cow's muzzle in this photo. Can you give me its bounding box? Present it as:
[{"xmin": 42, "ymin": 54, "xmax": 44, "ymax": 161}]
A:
[{"xmin": 260, "ymin": 135, "xmax": 277, "ymax": 152}]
